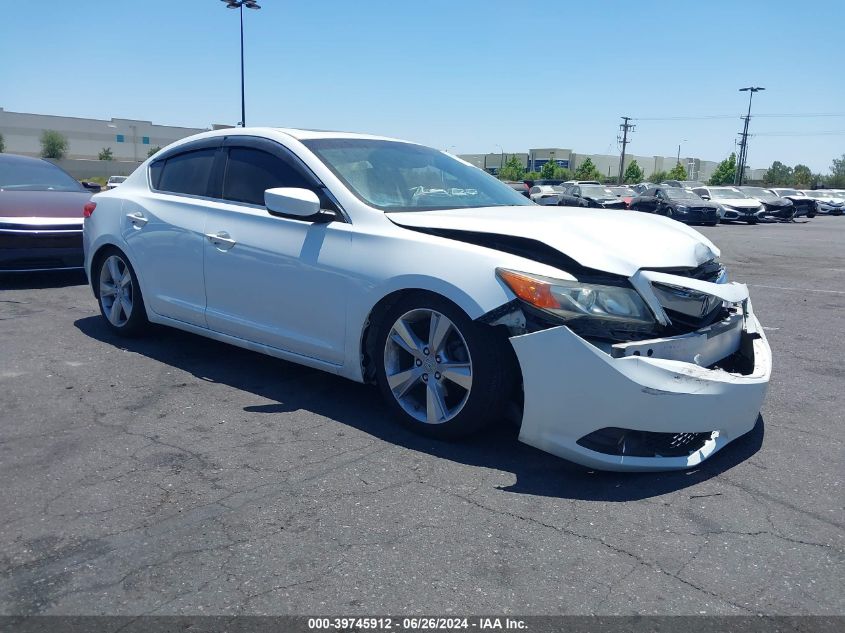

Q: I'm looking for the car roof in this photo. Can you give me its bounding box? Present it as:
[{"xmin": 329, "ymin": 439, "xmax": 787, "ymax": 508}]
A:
[{"xmin": 0, "ymin": 153, "xmax": 53, "ymax": 166}]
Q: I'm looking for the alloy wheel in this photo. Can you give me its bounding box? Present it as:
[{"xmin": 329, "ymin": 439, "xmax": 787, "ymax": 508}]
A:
[
  {"xmin": 99, "ymin": 255, "xmax": 134, "ymax": 327},
  {"xmin": 383, "ymin": 309, "xmax": 473, "ymax": 424}
]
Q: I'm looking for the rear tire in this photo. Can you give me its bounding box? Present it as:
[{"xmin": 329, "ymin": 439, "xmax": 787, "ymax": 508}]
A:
[
  {"xmin": 374, "ymin": 293, "xmax": 511, "ymax": 440},
  {"xmin": 94, "ymin": 247, "xmax": 149, "ymax": 337}
]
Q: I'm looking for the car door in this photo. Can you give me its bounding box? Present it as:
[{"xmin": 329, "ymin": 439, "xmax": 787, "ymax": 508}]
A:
[
  {"xmin": 122, "ymin": 140, "xmax": 221, "ymax": 326},
  {"xmin": 202, "ymin": 136, "xmax": 352, "ymax": 365},
  {"xmin": 558, "ymin": 185, "xmax": 579, "ymax": 206}
]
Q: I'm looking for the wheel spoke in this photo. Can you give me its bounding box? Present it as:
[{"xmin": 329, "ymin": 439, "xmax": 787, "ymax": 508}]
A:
[
  {"xmin": 107, "ymin": 257, "xmax": 121, "ymax": 284},
  {"xmin": 426, "ymin": 381, "xmax": 448, "ymax": 423},
  {"xmin": 391, "ymin": 319, "xmax": 423, "ymax": 355},
  {"xmin": 387, "ymin": 368, "xmax": 420, "ymax": 398},
  {"xmin": 100, "ymin": 282, "xmax": 117, "ymax": 297},
  {"xmin": 440, "ymin": 362, "xmax": 472, "ymax": 391},
  {"xmin": 109, "ymin": 295, "xmax": 123, "ymax": 324},
  {"xmin": 119, "ymin": 295, "xmax": 133, "ymax": 318},
  {"xmin": 428, "ymin": 312, "xmax": 452, "ymax": 354},
  {"xmin": 119, "ymin": 268, "xmax": 132, "ymax": 288}
]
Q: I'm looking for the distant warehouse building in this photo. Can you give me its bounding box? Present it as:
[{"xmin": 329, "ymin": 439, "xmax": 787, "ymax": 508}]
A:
[
  {"xmin": 459, "ymin": 148, "xmax": 746, "ymax": 183},
  {"xmin": 0, "ymin": 108, "xmax": 213, "ymax": 162}
]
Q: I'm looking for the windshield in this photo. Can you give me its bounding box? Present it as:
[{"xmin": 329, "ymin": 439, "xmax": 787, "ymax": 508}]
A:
[
  {"xmin": 581, "ymin": 185, "xmax": 616, "ymax": 198},
  {"xmin": 609, "ymin": 187, "xmax": 635, "ymax": 196},
  {"xmin": 710, "ymin": 187, "xmax": 747, "ymax": 199},
  {"xmin": 776, "ymin": 189, "xmax": 800, "ymax": 196},
  {"xmin": 0, "ymin": 158, "xmax": 85, "ymax": 192},
  {"xmin": 303, "ymin": 139, "xmax": 533, "ymax": 212},
  {"xmin": 109, "ymin": 176, "xmax": 127, "ymax": 183},
  {"xmin": 742, "ymin": 187, "xmax": 777, "ymax": 200},
  {"xmin": 664, "ymin": 188, "xmax": 700, "ymax": 201}
]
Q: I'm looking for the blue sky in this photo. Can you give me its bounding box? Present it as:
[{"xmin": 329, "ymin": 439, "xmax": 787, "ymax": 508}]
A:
[{"xmin": 2, "ymin": 0, "xmax": 843, "ymax": 172}]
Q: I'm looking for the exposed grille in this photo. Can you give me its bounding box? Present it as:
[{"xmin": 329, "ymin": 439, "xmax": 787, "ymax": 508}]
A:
[
  {"xmin": 577, "ymin": 427, "xmax": 714, "ymax": 458},
  {"xmin": 646, "ymin": 259, "xmax": 724, "ymax": 283}
]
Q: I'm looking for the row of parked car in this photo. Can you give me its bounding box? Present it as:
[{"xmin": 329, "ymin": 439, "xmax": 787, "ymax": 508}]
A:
[{"xmin": 508, "ymin": 178, "xmax": 845, "ymax": 226}]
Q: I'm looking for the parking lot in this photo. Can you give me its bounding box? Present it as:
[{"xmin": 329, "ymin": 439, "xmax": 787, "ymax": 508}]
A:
[{"xmin": 0, "ymin": 217, "xmax": 842, "ymax": 616}]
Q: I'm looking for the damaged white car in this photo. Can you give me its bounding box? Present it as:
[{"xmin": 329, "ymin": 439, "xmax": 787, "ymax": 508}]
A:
[{"xmin": 83, "ymin": 128, "xmax": 771, "ymax": 471}]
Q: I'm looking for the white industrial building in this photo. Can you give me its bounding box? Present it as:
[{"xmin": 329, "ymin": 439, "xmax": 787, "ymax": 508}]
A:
[
  {"xmin": 0, "ymin": 108, "xmax": 764, "ymax": 182},
  {"xmin": 0, "ymin": 108, "xmax": 213, "ymax": 162}
]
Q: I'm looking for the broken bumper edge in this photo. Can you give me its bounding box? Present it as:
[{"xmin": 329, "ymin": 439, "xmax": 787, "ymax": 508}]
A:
[{"xmin": 510, "ymin": 308, "xmax": 772, "ymax": 472}]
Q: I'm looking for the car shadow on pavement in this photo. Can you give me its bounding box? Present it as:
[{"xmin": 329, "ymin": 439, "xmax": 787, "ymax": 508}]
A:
[
  {"xmin": 75, "ymin": 316, "xmax": 764, "ymax": 502},
  {"xmin": 0, "ymin": 270, "xmax": 87, "ymax": 290}
]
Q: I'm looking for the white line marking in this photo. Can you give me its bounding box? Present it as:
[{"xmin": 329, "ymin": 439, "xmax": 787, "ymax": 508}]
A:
[{"xmin": 752, "ymin": 284, "xmax": 845, "ymax": 295}]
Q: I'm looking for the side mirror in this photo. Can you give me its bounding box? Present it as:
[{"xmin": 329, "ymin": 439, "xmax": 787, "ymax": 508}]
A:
[
  {"xmin": 265, "ymin": 187, "xmax": 321, "ymax": 218},
  {"xmin": 81, "ymin": 181, "xmax": 102, "ymax": 192}
]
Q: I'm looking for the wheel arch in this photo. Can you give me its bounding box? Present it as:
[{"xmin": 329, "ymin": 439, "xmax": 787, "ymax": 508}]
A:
[{"xmin": 357, "ymin": 283, "xmax": 512, "ymax": 386}]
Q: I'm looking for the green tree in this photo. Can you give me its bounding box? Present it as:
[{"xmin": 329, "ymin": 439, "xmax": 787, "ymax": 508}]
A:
[
  {"xmin": 147, "ymin": 145, "xmax": 162, "ymax": 158},
  {"xmin": 498, "ymin": 155, "xmax": 526, "ymax": 181},
  {"xmin": 0, "ymin": 132, "xmax": 5, "ymax": 153},
  {"xmin": 553, "ymin": 166, "xmax": 572, "ymax": 180},
  {"xmin": 649, "ymin": 170, "xmax": 669, "ymax": 183},
  {"xmin": 827, "ymin": 154, "xmax": 845, "ymax": 188},
  {"xmin": 763, "ymin": 161, "xmax": 793, "ymax": 186},
  {"xmin": 98, "ymin": 147, "xmax": 114, "ymax": 161},
  {"xmin": 539, "ymin": 159, "xmax": 558, "ymax": 180},
  {"xmin": 709, "ymin": 153, "xmax": 737, "ymax": 185},
  {"xmin": 667, "ymin": 162, "xmax": 688, "ymax": 181},
  {"xmin": 574, "ymin": 157, "xmax": 602, "ymax": 181},
  {"xmin": 524, "ymin": 171, "xmax": 541, "ymax": 181},
  {"xmin": 623, "ymin": 160, "xmax": 644, "ymax": 184},
  {"xmin": 792, "ymin": 164, "xmax": 813, "ymax": 188},
  {"xmin": 40, "ymin": 130, "xmax": 69, "ymax": 159}
]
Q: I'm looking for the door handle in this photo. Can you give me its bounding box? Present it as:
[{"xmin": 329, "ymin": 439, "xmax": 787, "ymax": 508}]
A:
[
  {"xmin": 126, "ymin": 212, "xmax": 148, "ymax": 227},
  {"xmin": 205, "ymin": 231, "xmax": 237, "ymax": 250}
]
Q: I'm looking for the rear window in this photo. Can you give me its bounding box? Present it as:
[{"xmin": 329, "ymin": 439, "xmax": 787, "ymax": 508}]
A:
[{"xmin": 153, "ymin": 149, "xmax": 217, "ymax": 196}]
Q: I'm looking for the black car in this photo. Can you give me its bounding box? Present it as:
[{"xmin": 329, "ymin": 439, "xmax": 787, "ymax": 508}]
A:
[
  {"xmin": 629, "ymin": 186, "xmax": 719, "ymax": 225},
  {"xmin": 768, "ymin": 188, "xmax": 816, "ymax": 218},
  {"xmin": 737, "ymin": 186, "xmax": 795, "ymax": 221},
  {"xmin": 557, "ymin": 184, "xmax": 626, "ymax": 209}
]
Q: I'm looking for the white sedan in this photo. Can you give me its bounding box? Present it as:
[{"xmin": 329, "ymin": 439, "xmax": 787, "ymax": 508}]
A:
[{"xmin": 83, "ymin": 128, "xmax": 771, "ymax": 471}]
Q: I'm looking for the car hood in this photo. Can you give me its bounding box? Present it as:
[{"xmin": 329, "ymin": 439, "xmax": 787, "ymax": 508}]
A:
[
  {"xmin": 0, "ymin": 190, "xmax": 91, "ymax": 219},
  {"xmin": 715, "ymin": 198, "xmax": 760, "ymax": 209},
  {"xmin": 387, "ymin": 206, "xmax": 719, "ymax": 277}
]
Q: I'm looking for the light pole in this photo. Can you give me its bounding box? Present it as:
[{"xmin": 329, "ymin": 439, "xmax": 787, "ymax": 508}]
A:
[
  {"xmin": 677, "ymin": 138, "xmax": 687, "ymax": 166},
  {"xmin": 735, "ymin": 86, "xmax": 764, "ymax": 185},
  {"xmin": 220, "ymin": 0, "xmax": 262, "ymax": 127}
]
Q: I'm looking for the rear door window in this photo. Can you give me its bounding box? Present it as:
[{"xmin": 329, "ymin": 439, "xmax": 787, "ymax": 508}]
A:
[{"xmin": 155, "ymin": 149, "xmax": 217, "ymax": 196}]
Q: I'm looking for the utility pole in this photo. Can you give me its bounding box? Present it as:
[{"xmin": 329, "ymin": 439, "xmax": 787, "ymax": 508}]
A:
[
  {"xmin": 735, "ymin": 86, "xmax": 764, "ymax": 185},
  {"xmin": 617, "ymin": 116, "xmax": 635, "ymax": 184}
]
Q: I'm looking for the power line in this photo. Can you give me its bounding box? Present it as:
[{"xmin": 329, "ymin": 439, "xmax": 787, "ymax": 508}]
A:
[
  {"xmin": 753, "ymin": 130, "xmax": 845, "ymax": 137},
  {"xmin": 633, "ymin": 112, "xmax": 845, "ymax": 121}
]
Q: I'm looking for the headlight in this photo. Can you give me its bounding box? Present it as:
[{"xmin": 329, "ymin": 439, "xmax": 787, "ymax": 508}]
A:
[
  {"xmin": 674, "ymin": 205, "xmax": 688, "ymax": 213},
  {"xmin": 496, "ymin": 269, "xmax": 655, "ymax": 326}
]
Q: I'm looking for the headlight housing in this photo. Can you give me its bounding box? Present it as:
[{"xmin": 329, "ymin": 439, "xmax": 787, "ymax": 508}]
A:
[
  {"xmin": 674, "ymin": 205, "xmax": 688, "ymax": 213},
  {"xmin": 496, "ymin": 269, "xmax": 657, "ymax": 335}
]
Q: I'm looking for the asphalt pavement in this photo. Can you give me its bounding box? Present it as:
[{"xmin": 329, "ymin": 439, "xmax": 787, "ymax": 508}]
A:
[{"xmin": 0, "ymin": 217, "xmax": 842, "ymax": 616}]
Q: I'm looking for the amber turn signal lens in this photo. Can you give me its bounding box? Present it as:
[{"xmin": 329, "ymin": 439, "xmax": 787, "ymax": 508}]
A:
[{"xmin": 497, "ymin": 269, "xmax": 560, "ymax": 309}]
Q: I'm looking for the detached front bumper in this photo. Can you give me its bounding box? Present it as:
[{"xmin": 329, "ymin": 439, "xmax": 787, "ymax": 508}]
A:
[{"xmin": 510, "ymin": 302, "xmax": 771, "ymax": 471}]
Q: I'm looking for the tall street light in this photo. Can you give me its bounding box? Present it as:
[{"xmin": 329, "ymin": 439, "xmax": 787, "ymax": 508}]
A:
[
  {"xmin": 736, "ymin": 86, "xmax": 764, "ymax": 185},
  {"xmin": 220, "ymin": 0, "xmax": 262, "ymax": 127}
]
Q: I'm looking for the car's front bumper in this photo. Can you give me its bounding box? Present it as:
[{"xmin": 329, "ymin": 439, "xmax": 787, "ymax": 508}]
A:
[
  {"xmin": 719, "ymin": 206, "xmax": 764, "ymax": 221},
  {"xmin": 0, "ymin": 219, "xmax": 83, "ymax": 272},
  {"xmin": 510, "ymin": 301, "xmax": 771, "ymax": 471}
]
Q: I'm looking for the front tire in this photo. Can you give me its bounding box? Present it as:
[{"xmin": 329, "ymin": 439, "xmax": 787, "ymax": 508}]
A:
[
  {"xmin": 95, "ymin": 248, "xmax": 149, "ymax": 337},
  {"xmin": 374, "ymin": 293, "xmax": 511, "ymax": 440}
]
